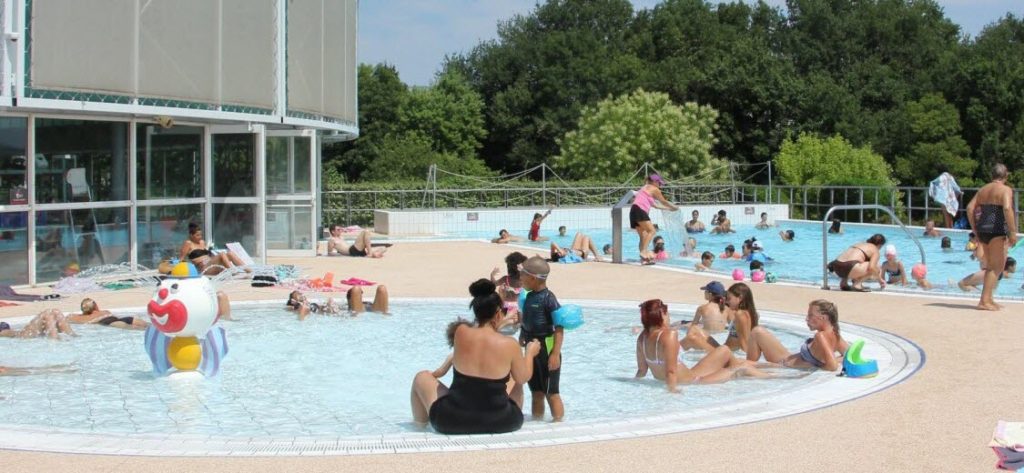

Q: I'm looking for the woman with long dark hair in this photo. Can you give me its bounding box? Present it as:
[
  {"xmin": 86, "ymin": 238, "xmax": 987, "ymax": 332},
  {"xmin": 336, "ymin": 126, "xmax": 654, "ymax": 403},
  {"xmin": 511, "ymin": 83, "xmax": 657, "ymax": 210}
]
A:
[{"xmin": 410, "ymin": 279, "xmax": 540, "ymax": 434}]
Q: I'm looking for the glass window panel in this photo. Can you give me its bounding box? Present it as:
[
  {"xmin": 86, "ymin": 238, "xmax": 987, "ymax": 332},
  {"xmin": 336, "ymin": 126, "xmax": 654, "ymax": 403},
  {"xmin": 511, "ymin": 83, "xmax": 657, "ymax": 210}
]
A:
[
  {"xmin": 212, "ymin": 134, "xmax": 255, "ymax": 197},
  {"xmin": 293, "ymin": 138, "xmax": 311, "ymax": 194},
  {"xmin": 266, "ymin": 201, "xmax": 312, "ymax": 250},
  {"xmin": 266, "ymin": 136, "xmax": 312, "ymax": 195},
  {"xmin": 0, "ymin": 212, "xmax": 29, "ymax": 285},
  {"xmin": 0, "ymin": 118, "xmax": 28, "ymax": 205},
  {"xmin": 212, "ymin": 203, "xmax": 259, "ymax": 257},
  {"xmin": 266, "ymin": 136, "xmax": 289, "ymax": 194},
  {"xmin": 137, "ymin": 125, "xmax": 203, "ymax": 199},
  {"xmin": 34, "ymin": 119, "xmax": 129, "ymax": 203},
  {"xmin": 137, "ymin": 204, "xmax": 203, "ymax": 269},
  {"xmin": 35, "ymin": 208, "xmax": 129, "ymax": 283}
]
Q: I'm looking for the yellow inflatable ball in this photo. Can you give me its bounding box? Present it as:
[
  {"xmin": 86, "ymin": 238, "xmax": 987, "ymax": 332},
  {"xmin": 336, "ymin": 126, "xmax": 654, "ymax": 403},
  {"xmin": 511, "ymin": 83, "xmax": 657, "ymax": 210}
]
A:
[{"xmin": 168, "ymin": 336, "xmax": 202, "ymax": 371}]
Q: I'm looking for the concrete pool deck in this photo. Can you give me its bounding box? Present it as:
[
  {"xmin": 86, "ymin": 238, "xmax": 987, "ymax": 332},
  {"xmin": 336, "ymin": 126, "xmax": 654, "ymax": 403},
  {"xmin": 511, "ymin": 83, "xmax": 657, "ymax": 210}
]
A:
[{"xmin": 1, "ymin": 240, "xmax": 1020, "ymax": 472}]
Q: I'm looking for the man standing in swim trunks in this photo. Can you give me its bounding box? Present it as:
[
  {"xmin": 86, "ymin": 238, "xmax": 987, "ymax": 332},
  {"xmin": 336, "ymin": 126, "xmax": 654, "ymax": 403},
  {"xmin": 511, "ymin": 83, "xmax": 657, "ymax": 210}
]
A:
[{"xmin": 966, "ymin": 163, "xmax": 1018, "ymax": 311}]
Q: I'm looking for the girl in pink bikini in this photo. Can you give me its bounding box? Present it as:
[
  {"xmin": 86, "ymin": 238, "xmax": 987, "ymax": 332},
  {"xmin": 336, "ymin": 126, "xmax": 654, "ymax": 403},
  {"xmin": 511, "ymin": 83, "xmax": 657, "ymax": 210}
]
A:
[{"xmin": 630, "ymin": 175, "xmax": 678, "ymax": 264}]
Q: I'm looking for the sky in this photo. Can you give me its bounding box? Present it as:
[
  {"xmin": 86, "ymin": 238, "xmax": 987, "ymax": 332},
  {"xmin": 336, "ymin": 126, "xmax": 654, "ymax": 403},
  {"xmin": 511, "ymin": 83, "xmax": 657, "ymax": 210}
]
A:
[{"xmin": 359, "ymin": 0, "xmax": 1023, "ymax": 86}]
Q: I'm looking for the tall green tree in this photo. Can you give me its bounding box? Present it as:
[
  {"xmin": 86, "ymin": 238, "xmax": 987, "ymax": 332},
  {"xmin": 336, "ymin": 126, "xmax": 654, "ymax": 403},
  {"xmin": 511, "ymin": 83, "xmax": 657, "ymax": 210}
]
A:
[
  {"xmin": 892, "ymin": 93, "xmax": 975, "ymax": 186},
  {"xmin": 326, "ymin": 64, "xmax": 409, "ymax": 182},
  {"xmin": 399, "ymin": 71, "xmax": 487, "ymax": 161},
  {"xmin": 554, "ymin": 89, "xmax": 724, "ymax": 180},
  {"xmin": 448, "ymin": 0, "xmax": 644, "ymax": 173},
  {"xmin": 776, "ymin": 133, "xmax": 895, "ymax": 187}
]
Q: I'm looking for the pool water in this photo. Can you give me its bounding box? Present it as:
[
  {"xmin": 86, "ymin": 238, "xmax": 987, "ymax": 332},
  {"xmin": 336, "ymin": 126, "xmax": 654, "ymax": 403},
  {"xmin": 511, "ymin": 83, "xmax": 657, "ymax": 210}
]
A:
[
  {"xmin": 459, "ymin": 218, "xmax": 1022, "ymax": 297},
  {"xmin": 0, "ymin": 300, "xmax": 817, "ymax": 438}
]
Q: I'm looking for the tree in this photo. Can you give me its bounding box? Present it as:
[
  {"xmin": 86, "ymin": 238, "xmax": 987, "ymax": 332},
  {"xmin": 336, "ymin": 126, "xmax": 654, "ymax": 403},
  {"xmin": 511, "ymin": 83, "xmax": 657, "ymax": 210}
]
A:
[
  {"xmin": 326, "ymin": 64, "xmax": 409, "ymax": 182},
  {"xmin": 554, "ymin": 89, "xmax": 724, "ymax": 180},
  {"xmin": 399, "ymin": 71, "xmax": 487, "ymax": 160},
  {"xmin": 776, "ymin": 133, "xmax": 895, "ymax": 186},
  {"xmin": 448, "ymin": 0, "xmax": 644, "ymax": 172},
  {"xmin": 892, "ymin": 93, "xmax": 975, "ymax": 186},
  {"xmin": 361, "ymin": 132, "xmax": 491, "ymax": 182}
]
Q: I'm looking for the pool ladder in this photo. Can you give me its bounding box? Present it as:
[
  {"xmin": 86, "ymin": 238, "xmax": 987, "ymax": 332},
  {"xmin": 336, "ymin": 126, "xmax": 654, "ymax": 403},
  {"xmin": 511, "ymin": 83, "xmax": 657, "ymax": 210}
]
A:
[{"xmin": 821, "ymin": 205, "xmax": 926, "ymax": 290}]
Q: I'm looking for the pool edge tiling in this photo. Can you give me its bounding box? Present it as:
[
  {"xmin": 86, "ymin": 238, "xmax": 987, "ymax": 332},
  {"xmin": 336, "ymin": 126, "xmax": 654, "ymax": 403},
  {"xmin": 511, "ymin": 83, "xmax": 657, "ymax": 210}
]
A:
[{"xmin": 0, "ymin": 299, "xmax": 924, "ymax": 457}]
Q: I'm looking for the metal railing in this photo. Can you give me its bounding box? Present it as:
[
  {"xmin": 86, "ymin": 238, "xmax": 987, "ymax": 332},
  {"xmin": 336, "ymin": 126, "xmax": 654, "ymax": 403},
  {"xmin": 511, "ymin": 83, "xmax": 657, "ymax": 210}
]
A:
[
  {"xmin": 820, "ymin": 205, "xmax": 926, "ymax": 290},
  {"xmin": 321, "ymin": 183, "xmax": 1024, "ymax": 231}
]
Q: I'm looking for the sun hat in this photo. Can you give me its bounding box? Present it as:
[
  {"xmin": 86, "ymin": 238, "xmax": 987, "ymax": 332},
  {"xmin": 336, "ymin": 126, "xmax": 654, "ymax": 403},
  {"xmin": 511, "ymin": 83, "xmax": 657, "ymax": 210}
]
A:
[
  {"xmin": 700, "ymin": 281, "xmax": 726, "ymax": 296},
  {"xmin": 649, "ymin": 174, "xmax": 665, "ymax": 185},
  {"xmin": 884, "ymin": 244, "xmax": 897, "ymax": 257}
]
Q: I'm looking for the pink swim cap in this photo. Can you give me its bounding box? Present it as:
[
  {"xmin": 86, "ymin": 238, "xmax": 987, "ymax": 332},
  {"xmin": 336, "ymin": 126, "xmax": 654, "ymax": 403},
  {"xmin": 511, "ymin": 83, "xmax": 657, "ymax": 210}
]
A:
[
  {"xmin": 732, "ymin": 269, "xmax": 745, "ymax": 281},
  {"xmin": 911, "ymin": 263, "xmax": 927, "ymax": 279}
]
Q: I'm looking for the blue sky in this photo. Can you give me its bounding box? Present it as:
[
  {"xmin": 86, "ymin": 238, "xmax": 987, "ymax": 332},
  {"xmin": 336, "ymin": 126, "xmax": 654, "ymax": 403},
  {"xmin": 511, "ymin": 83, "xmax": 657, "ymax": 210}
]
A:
[{"xmin": 359, "ymin": 0, "xmax": 1023, "ymax": 86}]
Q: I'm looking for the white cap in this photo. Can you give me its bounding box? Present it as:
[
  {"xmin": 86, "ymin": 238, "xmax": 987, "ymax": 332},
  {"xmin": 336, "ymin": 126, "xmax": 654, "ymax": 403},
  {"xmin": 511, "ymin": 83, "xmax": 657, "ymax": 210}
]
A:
[
  {"xmin": 752, "ymin": 241, "xmax": 763, "ymax": 250},
  {"xmin": 884, "ymin": 244, "xmax": 897, "ymax": 256}
]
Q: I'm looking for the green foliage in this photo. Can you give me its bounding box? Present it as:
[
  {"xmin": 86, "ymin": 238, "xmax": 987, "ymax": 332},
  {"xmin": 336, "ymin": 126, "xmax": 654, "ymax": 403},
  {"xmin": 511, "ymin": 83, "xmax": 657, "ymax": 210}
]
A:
[
  {"xmin": 892, "ymin": 93, "xmax": 975, "ymax": 186},
  {"xmin": 554, "ymin": 89, "xmax": 725, "ymax": 180},
  {"xmin": 776, "ymin": 133, "xmax": 895, "ymax": 187},
  {"xmin": 360, "ymin": 132, "xmax": 492, "ymax": 182},
  {"xmin": 399, "ymin": 71, "xmax": 487, "ymax": 160}
]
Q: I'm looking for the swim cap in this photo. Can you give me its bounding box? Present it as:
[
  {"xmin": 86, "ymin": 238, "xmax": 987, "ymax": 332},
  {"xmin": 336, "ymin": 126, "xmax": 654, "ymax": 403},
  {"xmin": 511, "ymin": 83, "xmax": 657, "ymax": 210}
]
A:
[
  {"xmin": 884, "ymin": 245, "xmax": 897, "ymax": 257},
  {"xmin": 521, "ymin": 256, "xmax": 550, "ymax": 280},
  {"xmin": 911, "ymin": 263, "xmax": 927, "ymax": 279}
]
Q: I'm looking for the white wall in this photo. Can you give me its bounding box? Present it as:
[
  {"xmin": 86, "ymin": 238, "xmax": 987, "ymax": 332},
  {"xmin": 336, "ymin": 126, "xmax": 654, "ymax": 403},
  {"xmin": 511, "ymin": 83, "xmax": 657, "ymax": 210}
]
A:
[{"xmin": 375, "ymin": 204, "xmax": 790, "ymax": 236}]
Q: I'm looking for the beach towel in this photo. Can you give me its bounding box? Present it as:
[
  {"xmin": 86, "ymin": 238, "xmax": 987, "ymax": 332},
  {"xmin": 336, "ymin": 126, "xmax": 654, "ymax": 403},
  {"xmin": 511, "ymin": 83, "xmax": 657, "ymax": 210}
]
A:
[
  {"xmin": 339, "ymin": 277, "xmax": 375, "ymax": 286},
  {"xmin": 991, "ymin": 421, "xmax": 1024, "ymax": 452},
  {"xmin": 993, "ymin": 447, "xmax": 1024, "ymax": 470},
  {"xmin": 0, "ymin": 284, "xmax": 58, "ymax": 302},
  {"xmin": 559, "ymin": 252, "xmax": 583, "ymax": 264},
  {"xmin": 929, "ymin": 172, "xmax": 962, "ymax": 216}
]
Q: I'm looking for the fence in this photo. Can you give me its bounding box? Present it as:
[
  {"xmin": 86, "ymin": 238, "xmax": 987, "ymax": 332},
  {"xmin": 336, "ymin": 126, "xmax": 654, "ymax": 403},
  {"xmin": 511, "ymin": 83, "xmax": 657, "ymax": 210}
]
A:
[{"xmin": 322, "ymin": 182, "xmax": 1024, "ymax": 232}]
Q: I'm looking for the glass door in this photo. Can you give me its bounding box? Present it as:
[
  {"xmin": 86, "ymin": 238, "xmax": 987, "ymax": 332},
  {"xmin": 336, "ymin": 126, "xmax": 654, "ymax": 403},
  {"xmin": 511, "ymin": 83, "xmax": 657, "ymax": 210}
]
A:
[
  {"xmin": 265, "ymin": 130, "xmax": 316, "ymax": 256},
  {"xmin": 209, "ymin": 124, "xmax": 262, "ymax": 262}
]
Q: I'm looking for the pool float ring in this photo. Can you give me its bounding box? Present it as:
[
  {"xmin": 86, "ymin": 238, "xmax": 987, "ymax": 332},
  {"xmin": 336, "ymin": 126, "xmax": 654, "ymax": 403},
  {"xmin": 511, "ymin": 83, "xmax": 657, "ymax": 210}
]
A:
[
  {"xmin": 552, "ymin": 304, "xmax": 584, "ymax": 330},
  {"xmin": 143, "ymin": 261, "xmax": 229, "ymax": 377},
  {"xmin": 842, "ymin": 340, "xmax": 878, "ymax": 378},
  {"xmin": 751, "ymin": 270, "xmax": 766, "ymax": 282},
  {"xmin": 765, "ymin": 272, "xmax": 777, "ymax": 283},
  {"xmin": 732, "ymin": 269, "xmax": 745, "ymax": 281}
]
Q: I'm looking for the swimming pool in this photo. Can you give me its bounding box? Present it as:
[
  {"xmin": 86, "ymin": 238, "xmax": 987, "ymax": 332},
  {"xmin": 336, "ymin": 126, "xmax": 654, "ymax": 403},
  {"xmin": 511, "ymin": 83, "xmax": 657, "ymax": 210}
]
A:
[
  {"xmin": 0, "ymin": 299, "xmax": 921, "ymax": 456},
  {"xmin": 459, "ymin": 219, "xmax": 1022, "ymax": 297}
]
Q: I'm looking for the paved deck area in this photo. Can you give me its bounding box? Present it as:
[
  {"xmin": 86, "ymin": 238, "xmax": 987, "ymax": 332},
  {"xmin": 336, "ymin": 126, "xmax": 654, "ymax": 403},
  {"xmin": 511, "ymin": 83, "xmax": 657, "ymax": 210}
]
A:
[{"xmin": 1, "ymin": 240, "xmax": 1019, "ymax": 472}]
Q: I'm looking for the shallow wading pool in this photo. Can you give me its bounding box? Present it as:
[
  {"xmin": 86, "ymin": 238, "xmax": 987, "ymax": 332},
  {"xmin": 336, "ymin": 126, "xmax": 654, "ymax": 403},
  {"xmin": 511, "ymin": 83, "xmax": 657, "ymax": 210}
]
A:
[{"xmin": 0, "ymin": 299, "xmax": 922, "ymax": 456}]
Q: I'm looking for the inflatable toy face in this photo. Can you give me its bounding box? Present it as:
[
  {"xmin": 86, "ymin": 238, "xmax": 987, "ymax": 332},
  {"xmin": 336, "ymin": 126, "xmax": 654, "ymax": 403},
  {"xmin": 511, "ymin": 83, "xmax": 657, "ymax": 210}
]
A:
[{"xmin": 147, "ymin": 276, "xmax": 218, "ymax": 337}]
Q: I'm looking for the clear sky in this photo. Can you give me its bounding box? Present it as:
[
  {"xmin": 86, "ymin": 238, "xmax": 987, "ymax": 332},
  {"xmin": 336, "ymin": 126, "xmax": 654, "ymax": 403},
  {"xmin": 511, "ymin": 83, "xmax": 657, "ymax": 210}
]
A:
[{"xmin": 359, "ymin": 0, "xmax": 1023, "ymax": 86}]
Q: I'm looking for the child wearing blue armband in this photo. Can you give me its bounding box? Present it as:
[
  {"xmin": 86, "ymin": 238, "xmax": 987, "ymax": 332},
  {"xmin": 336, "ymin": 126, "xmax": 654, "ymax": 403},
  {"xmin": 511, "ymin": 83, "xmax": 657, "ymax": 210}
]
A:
[{"xmin": 518, "ymin": 256, "xmax": 565, "ymax": 421}]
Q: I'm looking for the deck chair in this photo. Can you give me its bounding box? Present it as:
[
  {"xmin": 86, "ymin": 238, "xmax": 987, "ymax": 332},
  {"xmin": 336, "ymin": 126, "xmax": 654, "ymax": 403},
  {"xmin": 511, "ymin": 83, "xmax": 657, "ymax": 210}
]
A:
[{"xmin": 225, "ymin": 242, "xmax": 256, "ymax": 266}]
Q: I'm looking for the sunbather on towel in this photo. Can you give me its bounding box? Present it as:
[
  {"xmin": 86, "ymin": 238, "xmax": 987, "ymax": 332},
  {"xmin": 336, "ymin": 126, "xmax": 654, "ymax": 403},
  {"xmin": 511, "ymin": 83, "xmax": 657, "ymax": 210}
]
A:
[
  {"xmin": 67, "ymin": 298, "xmax": 148, "ymax": 330},
  {"xmin": 327, "ymin": 224, "xmax": 386, "ymax": 258}
]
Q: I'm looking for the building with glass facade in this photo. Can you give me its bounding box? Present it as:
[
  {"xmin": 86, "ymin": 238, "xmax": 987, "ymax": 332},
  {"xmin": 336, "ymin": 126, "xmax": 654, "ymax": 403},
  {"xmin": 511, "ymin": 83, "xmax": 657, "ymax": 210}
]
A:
[{"xmin": 0, "ymin": 0, "xmax": 358, "ymax": 285}]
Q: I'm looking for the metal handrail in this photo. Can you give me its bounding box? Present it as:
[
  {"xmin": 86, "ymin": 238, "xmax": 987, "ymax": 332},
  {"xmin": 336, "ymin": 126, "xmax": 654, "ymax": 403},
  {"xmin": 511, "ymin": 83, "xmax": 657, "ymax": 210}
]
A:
[{"xmin": 821, "ymin": 205, "xmax": 926, "ymax": 290}]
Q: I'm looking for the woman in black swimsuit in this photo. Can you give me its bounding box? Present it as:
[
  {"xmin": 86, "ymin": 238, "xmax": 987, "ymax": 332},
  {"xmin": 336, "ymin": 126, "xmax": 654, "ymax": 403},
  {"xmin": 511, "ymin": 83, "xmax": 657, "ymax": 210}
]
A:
[
  {"xmin": 179, "ymin": 222, "xmax": 245, "ymax": 275},
  {"xmin": 66, "ymin": 298, "xmax": 147, "ymax": 330},
  {"xmin": 966, "ymin": 163, "xmax": 1018, "ymax": 311},
  {"xmin": 410, "ymin": 279, "xmax": 541, "ymax": 434},
  {"xmin": 827, "ymin": 234, "xmax": 886, "ymax": 292}
]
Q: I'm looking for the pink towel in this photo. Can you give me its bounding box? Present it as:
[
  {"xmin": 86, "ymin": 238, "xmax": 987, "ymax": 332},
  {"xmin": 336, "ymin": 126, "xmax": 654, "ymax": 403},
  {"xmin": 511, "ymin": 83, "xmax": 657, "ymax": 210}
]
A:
[
  {"xmin": 340, "ymin": 277, "xmax": 375, "ymax": 286},
  {"xmin": 342, "ymin": 226, "xmax": 363, "ymax": 234}
]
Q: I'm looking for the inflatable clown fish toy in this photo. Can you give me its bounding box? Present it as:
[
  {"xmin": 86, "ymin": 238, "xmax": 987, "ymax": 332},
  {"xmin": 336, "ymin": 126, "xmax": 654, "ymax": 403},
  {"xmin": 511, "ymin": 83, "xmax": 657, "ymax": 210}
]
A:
[{"xmin": 143, "ymin": 262, "xmax": 228, "ymax": 377}]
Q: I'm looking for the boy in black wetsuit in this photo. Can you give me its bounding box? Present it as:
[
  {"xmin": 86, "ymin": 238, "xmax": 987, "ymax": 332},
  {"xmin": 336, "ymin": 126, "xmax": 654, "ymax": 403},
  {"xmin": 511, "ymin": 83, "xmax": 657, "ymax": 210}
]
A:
[{"xmin": 518, "ymin": 256, "xmax": 565, "ymax": 421}]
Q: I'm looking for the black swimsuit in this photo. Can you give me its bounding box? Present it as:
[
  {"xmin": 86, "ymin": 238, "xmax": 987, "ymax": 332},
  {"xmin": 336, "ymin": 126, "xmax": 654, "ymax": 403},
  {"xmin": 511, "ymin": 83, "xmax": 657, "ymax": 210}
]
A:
[
  {"xmin": 97, "ymin": 316, "xmax": 134, "ymax": 326},
  {"xmin": 428, "ymin": 369, "xmax": 523, "ymax": 435},
  {"xmin": 976, "ymin": 204, "xmax": 1009, "ymax": 244}
]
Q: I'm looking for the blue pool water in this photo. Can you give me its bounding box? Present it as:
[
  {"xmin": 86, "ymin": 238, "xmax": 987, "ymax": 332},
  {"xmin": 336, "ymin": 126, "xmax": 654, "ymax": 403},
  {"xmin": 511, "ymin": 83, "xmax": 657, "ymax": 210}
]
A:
[
  {"xmin": 458, "ymin": 219, "xmax": 1023, "ymax": 297},
  {"xmin": 0, "ymin": 300, "xmax": 815, "ymax": 437}
]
